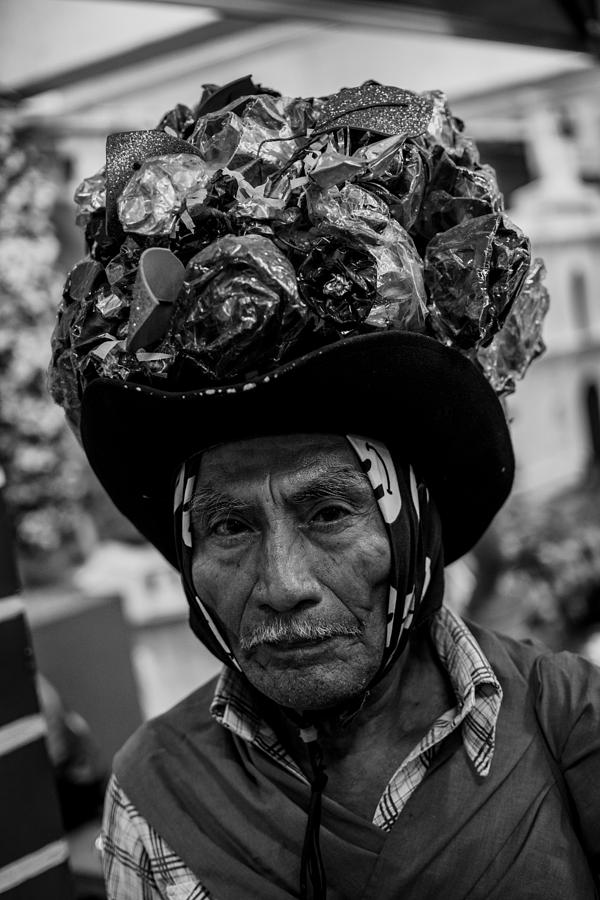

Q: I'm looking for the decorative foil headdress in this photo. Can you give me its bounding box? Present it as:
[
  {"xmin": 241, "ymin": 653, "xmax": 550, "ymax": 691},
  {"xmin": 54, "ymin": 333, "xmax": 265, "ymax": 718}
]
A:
[{"xmin": 49, "ymin": 76, "xmax": 549, "ymax": 438}]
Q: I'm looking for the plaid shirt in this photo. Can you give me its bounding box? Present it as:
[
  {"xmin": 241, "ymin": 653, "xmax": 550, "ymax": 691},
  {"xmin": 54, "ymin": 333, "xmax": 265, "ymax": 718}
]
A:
[{"xmin": 101, "ymin": 607, "xmax": 502, "ymax": 899}]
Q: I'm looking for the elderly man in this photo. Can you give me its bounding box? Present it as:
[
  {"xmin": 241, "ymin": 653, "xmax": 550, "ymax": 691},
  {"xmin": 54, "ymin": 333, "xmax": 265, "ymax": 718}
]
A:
[{"xmin": 49, "ymin": 79, "xmax": 600, "ymax": 898}]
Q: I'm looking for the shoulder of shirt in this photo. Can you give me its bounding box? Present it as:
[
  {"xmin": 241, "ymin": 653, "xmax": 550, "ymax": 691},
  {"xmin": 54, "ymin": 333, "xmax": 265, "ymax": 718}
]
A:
[
  {"xmin": 103, "ymin": 774, "xmax": 212, "ymax": 899},
  {"xmin": 438, "ymin": 606, "xmax": 560, "ymax": 684},
  {"xmin": 439, "ymin": 607, "xmax": 600, "ymax": 697},
  {"xmin": 114, "ymin": 672, "xmax": 225, "ymax": 775}
]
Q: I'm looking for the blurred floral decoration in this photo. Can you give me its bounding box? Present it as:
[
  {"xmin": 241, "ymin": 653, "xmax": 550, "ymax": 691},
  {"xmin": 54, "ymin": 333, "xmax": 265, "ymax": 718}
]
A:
[
  {"xmin": 0, "ymin": 115, "xmax": 91, "ymax": 579},
  {"xmin": 468, "ymin": 477, "xmax": 600, "ymax": 651}
]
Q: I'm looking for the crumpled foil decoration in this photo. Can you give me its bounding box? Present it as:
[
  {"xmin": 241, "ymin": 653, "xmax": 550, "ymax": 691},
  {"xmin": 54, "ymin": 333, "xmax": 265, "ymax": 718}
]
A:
[
  {"xmin": 425, "ymin": 90, "xmax": 480, "ymax": 166},
  {"xmin": 169, "ymin": 233, "xmax": 307, "ymax": 380},
  {"xmin": 105, "ymin": 130, "xmax": 203, "ymax": 236},
  {"xmin": 307, "ymin": 182, "xmax": 391, "ymax": 237},
  {"xmin": 156, "ymin": 103, "xmax": 196, "ymax": 141},
  {"xmin": 416, "ymin": 144, "xmax": 503, "ymax": 242},
  {"xmin": 425, "ymin": 213, "xmax": 531, "ymax": 350},
  {"xmin": 48, "ymin": 259, "xmax": 107, "ymax": 431},
  {"xmin": 366, "ymin": 140, "xmax": 427, "ymax": 232},
  {"xmin": 192, "ymin": 93, "xmax": 319, "ymax": 185},
  {"xmin": 118, "ymin": 153, "xmax": 214, "ymax": 235},
  {"xmin": 298, "ymin": 233, "xmax": 375, "ymax": 329},
  {"xmin": 305, "ymin": 134, "xmax": 407, "ymax": 192},
  {"xmin": 49, "ymin": 76, "xmax": 548, "ymax": 441},
  {"xmin": 367, "ymin": 221, "xmax": 427, "ymax": 330},
  {"xmin": 478, "ymin": 259, "xmax": 550, "ymax": 394},
  {"xmin": 305, "ymin": 183, "xmax": 427, "ymax": 330},
  {"xmin": 48, "ymin": 251, "xmax": 174, "ymax": 430},
  {"xmin": 74, "ymin": 168, "xmax": 106, "ymax": 227}
]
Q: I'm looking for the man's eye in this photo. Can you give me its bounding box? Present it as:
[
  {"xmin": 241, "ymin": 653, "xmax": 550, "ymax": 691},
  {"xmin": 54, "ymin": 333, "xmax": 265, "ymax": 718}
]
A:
[
  {"xmin": 311, "ymin": 505, "xmax": 350, "ymax": 525},
  {"xmin": 211, "ymin": 516, "xmax": 250, "ymax": 536}
]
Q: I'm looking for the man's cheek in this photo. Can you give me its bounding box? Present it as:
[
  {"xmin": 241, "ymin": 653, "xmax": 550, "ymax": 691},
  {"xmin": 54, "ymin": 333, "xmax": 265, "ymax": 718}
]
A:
[
  {"xmin": 342, "ymin": 537, "xmax": 391, "ymax": 587},
  {"xmin": 192, "ymin": 563, "xmax": 244, "ymax": 622}
]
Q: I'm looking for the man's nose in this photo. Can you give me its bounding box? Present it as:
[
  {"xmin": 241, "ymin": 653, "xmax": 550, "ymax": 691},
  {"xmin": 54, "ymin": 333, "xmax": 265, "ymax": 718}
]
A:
[{"xmin": 254, "ymin": 527, "xmax": 321, "ymax": 613}]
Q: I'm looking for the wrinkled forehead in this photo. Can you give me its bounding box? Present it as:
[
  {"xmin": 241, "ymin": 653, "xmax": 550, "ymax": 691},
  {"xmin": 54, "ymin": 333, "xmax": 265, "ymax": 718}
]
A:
[{"xmin": 193, "ymin": 433, "xmax": 364, "ymax": 493}]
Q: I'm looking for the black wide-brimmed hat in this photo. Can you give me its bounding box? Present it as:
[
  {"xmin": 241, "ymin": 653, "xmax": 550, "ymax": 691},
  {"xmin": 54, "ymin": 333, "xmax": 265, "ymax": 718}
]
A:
[
  {"xmin": 81, "ymin": 330, "xmax": 514, "ymax": 567},
  {"xmin": 50, "ymin": 77, "xmax": 549, "ymax": 568}
]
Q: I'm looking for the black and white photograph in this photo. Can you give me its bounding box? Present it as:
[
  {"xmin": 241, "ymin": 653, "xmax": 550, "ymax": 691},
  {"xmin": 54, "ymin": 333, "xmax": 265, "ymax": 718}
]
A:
[{"xmin": 1, "ymin": 2, "xmax": 600, "ymax": 897}]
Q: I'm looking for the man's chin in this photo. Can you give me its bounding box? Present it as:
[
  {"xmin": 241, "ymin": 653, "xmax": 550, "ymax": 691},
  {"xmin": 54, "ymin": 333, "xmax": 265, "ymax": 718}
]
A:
[{"xmin": 242, "ymin": 658, "xmax": 376, "ymax": 712}]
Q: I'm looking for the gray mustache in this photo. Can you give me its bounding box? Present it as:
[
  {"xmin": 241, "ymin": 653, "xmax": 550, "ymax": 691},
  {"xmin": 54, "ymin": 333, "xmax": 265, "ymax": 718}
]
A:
[{"xmin": 239, "ymin": 617, "xmax": 362, "ymax": 651}]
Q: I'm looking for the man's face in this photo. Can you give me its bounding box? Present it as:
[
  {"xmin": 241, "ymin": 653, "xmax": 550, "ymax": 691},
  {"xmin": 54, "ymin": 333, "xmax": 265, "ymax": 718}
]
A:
[{"xmin": 190, "ymin": 434, "xmax": 392, "ymax": 710}]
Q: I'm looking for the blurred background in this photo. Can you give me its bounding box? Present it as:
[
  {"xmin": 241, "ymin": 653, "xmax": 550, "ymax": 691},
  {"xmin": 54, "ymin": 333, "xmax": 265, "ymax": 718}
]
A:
[{"xmin": 2, "ymin": 1, "xmax": 600, "ymax": 896}]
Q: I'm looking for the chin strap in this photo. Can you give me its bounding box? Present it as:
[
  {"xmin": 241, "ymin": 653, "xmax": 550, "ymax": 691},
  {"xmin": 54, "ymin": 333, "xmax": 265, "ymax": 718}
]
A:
[{"xmin": 298, "ymin": 723, "xmax": 328, "ymax": 900}]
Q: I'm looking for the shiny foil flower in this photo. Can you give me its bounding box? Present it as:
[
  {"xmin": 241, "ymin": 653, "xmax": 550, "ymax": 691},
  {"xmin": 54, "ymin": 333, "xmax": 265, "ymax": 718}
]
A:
[{"xmin": 118, "ymin": 154, "xmax": 214, "ymax": 235}]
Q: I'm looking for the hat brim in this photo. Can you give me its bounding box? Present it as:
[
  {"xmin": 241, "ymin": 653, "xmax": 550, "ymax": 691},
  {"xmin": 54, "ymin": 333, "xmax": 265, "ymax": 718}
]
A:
[{"xmin": 81, "ymin": 331, "xmax": 514, "ymax": 566}]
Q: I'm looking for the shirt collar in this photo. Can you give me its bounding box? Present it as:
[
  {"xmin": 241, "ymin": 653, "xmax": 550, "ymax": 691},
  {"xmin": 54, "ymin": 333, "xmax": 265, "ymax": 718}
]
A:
[
  {"xmin": 210, "ymin": 607, "xmax": 503, "ymax": 777},
  {"xmin": 431, "ymin": 605, "xmax": 503, "ymax": 776},
  {"xmin": 211, "ymin": 665, "xmax": 304, "ymax": 779}
]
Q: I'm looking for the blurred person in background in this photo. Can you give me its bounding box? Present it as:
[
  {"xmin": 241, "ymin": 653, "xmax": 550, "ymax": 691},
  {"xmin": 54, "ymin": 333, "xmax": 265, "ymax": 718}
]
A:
[
  {"xmin": 37, "ymin": 674, "xmax": 107, "ymax": 832},
  {"xmin": 49, "ymin": 77, "xmax": 600, "ymax": 898}
]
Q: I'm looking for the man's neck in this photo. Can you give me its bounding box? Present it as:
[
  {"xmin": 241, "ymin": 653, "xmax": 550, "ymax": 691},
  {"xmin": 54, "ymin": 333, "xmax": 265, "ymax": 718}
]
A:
[
  {"xmin": 266, "ymin": 628, "xmax": 455, "ymax": 819},
  {"xmin": 320, "ymin": 630, "xmax": 452, "ymax": 752}
]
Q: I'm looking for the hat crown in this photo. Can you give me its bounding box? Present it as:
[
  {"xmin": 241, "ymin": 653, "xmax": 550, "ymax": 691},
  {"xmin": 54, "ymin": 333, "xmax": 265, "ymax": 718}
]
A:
[{"xmin": 49, "ymin": 78, "xmax": 548, "ymax": 440}]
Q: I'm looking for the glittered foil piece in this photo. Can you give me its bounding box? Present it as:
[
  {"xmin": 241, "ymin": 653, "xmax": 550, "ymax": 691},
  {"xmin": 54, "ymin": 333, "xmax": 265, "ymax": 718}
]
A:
[
  {"xmin": 105, "ymin": 130, "xmax": 202, "ymax": 236},
  {"xmin": 118, "ymin": 153, "xmax": 213, "ymax": 235},
  {"xmin": 425, "ymin": 213, "xmax": 531, "ymax": 350},
  {"xmin": 478, "ymin": 258, "xmax": 550, "ymax": 395},
  {"xmin": 127, "ymin": 248, "xmax": 185, "ymax": 351},
  {"xmin": 318, "ymin": 83, "xmax": 433, "ymax": 137}
]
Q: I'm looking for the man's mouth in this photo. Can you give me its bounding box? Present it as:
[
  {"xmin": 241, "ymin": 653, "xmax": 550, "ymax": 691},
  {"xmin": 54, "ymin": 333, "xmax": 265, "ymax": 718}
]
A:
[
  {"xmin": 257, "ymin": 634, "xmax": 352, "ymax": 657},
  {"xmin": 270, "ymin": 636, "xmax": 331, "ymax": 649},
  {"xmin": 238, "ymin": 618, "xmax": 363, "ymax": 653}
]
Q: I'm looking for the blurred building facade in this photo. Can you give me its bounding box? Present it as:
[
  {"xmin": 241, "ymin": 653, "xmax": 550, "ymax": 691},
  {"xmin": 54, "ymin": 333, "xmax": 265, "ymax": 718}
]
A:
[{"xmin": 455, "ymin": 67, "xmax": 600, "ymax": 495}]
